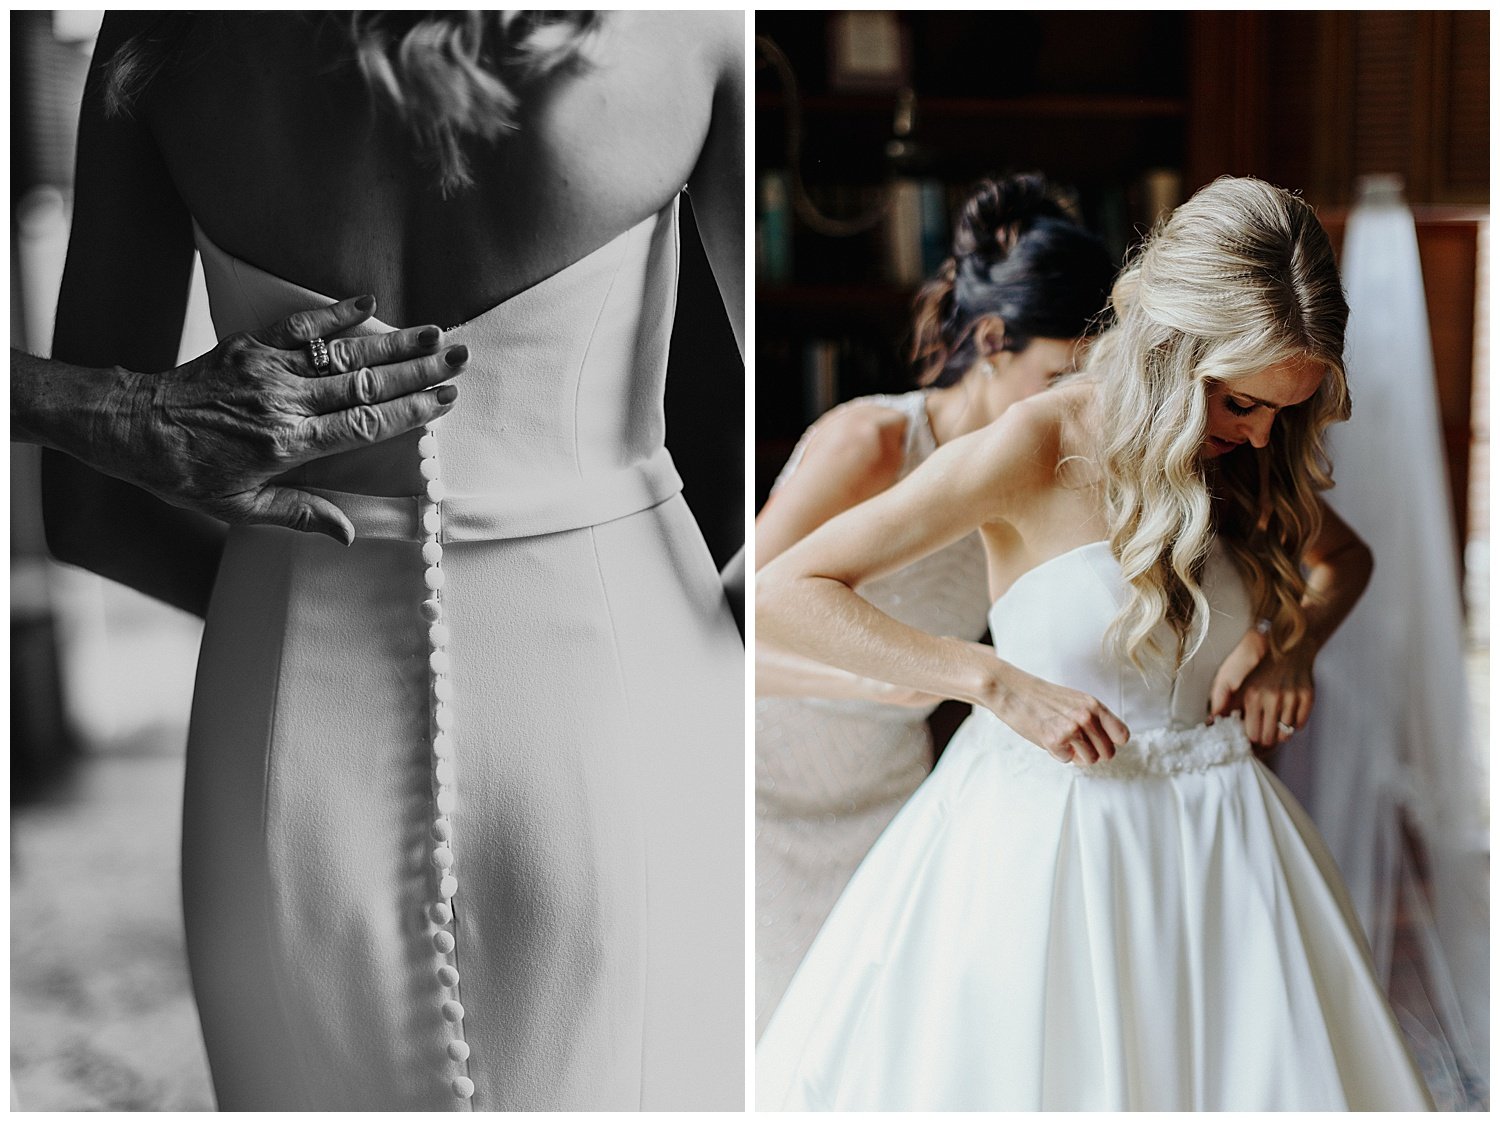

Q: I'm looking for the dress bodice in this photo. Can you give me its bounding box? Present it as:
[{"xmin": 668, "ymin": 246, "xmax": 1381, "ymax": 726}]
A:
[
  {"xmin": 988, "ymin": 539, "xmax": 1254, "ymax": 733},
  {"xmin": 192, "ymin": 197, "xmax": 683, "ymax": 539},
  {"xmin": 771, "ymin": 391, "xmax": 992, "ymax": 700}
]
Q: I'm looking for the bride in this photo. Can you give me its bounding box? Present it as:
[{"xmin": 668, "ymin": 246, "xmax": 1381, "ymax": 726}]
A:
[
  {"xmin": 756, "ymin": 177, "xmax": 1433, "ymax": 1110},
  {"xmin": 44, "ymin": 12, "xmax": 744, "ymax": 1111}
]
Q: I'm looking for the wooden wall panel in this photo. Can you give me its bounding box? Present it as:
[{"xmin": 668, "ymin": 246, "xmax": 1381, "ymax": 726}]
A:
[{"xmin": 1432, "ymin": 11, "xmax": 1490, "ymax": 202}]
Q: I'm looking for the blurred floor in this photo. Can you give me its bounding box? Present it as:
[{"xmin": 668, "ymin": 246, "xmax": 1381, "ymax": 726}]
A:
[{"xmin": 10, "ymin": 734, "xmax": 214, "ymax": 1111}]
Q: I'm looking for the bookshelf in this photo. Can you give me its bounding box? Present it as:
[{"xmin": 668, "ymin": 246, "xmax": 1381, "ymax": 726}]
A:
[
  {"xmin": 754, "ymin": 12, "xmax": 1195, "ymax": 504},
  {"xmin": 754, "ymin": 10, "xmax": 1487, "ymax": 544}
]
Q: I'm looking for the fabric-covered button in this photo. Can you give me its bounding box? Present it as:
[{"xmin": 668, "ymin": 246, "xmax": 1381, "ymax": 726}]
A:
[
  {"xmin": 452, "ymin": 1076, "xmax": 475, "ymax": 1099},
  {"xmin": 429, "ymin": 623, "xmax": 451, "ymax": 647},
  {"xmin": 429, "ymin": 901, "xmax": 452, "ymax": 924},
  {"xmin": 421, "ymin": 597, "xmax": 443, "ymax": 622},
  {"xmin": 418, "ymin": 433, "xmax": 439, "ymax": 458},
  {"xmin": 447, "ymin": 1040, "xmax": 471, "ymax": 1063},
  {"xmin": 436, "ymin": 788, "xmax": 456, "ymax": 814},
  {"xmin": 423, "ymin": 566, "xmax": 446, "ymax": 591},
  {"xmin": 419, "ymin": 456, "xmax": 442, "ymax": 481},
  {"xmin": 433, "ymin": 733, "xmax": 454, "ymax": 759},
  {"xmin": 432, "ymin": 845, "xmax": 455, "ymax": 869},
  {"xmin": 441, "ymin": 999, "xmax": 465, "ymax": 1023},
  {"xmin": 433, "ymin": 930, "xmax": 456, "ymax": 954},
  {"xmin": 439, "ymin": 874, "xmax": 459, "ymax": 899},
  {"xmin": 434, "ymin": 678, "xmax": 454, "ymax": 703},
  {"xmin": 425, "ymin": 479, "xmax": 447, "ymax": 503},
  {"xmin": 429, "ymin": 649, "xmax": 451, "ymax": 675},
  {"xmin": 431, "ymin": 818, "xmax": 453, "ymax": 843},
  {"xmin": 437, "ymin": 964, "xmax": 460, "ymax": 987},
  {"xmin": 434, "ymin": 706, "xmax": 454, "ymax": 731},
  {"xmin": 435, "ymin": 760, "xmax": 455, "ymax": 787},
  {"xmin": 422, "ymin": 509, "xmax": 442, "ymax": 536},
  {"xmin": 422, "ymin": 541, "xmax": 444, "ymax": 565}
]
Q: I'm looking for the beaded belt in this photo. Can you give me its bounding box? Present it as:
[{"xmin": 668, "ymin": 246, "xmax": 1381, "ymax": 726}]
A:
[{"xmin": 984, "ymin": 713, "xmax": 1256, "ymax": 782}]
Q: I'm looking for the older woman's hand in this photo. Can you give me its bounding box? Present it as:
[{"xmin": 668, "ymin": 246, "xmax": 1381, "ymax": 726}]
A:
[
  {"xmin": 18, "ymin": 295, "xmax": 467, "ymax": 543},
  {"xmin": 1208, "ymin": 626, "xmax": 1315, "ymax": 755}
]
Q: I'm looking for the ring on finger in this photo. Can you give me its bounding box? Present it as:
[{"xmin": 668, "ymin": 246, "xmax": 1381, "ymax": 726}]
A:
[
  {"xmin": 1277, "ymin": 721, "xmax": 1295, "ymax": 736},
  {"xmin": 308, "ymin": 337, "xmax": 332, "ymax": 375}
]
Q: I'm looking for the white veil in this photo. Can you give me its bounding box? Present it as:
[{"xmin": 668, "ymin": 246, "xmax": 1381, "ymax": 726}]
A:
[{"xmin": 1275, "ymin": 176, "xmax": 1489, "ymax": 1108}]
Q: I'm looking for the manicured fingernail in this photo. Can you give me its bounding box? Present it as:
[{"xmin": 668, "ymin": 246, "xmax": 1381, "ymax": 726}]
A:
[
  {"xmin": 444, "ymin": 345, "xmax": 468, "ymax": 368},
  {"xmin": 436, "ymin": 385, "xmax": 458, "ymax": 404},
  {"xmin": 418, "ymin": 327, "xmax": 440, "ymax": 347},
  {"xmin": 355, "ymin": 295, "xmax": 375, "ymax": 312}
]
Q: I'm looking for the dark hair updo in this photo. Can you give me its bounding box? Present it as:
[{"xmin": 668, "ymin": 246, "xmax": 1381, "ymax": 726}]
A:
[{"xmin": 910, "ymin": 173, "xmax": 1115, "ymax": 388}]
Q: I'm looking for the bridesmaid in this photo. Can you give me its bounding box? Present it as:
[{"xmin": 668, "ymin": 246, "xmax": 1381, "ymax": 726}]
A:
[{"xmin": 754, "ymin": 173, "xmax": 1115, "ymax": 1034}]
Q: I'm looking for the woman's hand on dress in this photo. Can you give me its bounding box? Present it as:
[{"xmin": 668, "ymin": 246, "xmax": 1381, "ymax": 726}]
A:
[
  {"xmin": 985, "ymin": 662, "xmax": 1130, "ymax": 766},
  {"xmin": 1208, "ymin": 627, "xmax": 1315, "ymax": 755},
  {"xmin": 102, "ymin": 296, "xmax": 467, "ymax": 543}
]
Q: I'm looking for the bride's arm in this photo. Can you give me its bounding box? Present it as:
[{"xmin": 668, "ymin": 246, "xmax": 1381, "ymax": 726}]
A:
[
  {"xmin": 1209, "ymin": 499, "xmax": 1374, "ymax": 748},
  {"xmin": 684, "ymin": 13, "xmax": 746, "ymax": 622},
  {"xmin": 684, "ymin": 12, "xmax": 744, "ymax": 357},
  {"xmin": 43, "ymin": 12, "xmax": 224, "ymax": 616},
  {"xmin": 758, "ymin": 405, "xmax": 1129, "ymax": 763}
]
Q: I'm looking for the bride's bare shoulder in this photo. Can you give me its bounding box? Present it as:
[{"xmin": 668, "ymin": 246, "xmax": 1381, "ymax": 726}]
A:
[
  {"xmin": 974, "ymin": 385, "xmax": 1073, "ymax": 469},
  {"xmin": 959, "ymin": 380, "xmax": 1103, "ymax": 514}
]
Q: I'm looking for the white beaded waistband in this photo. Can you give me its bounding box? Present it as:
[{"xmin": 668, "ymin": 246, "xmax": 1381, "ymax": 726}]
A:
[
  {"xmin": 981, "ymin": 713, "xmax": 1256, "ymax": 781},
  {"xmin": 300, "ymin": 447, "xmax": 682, "ymax": 543},
  {"xmin": 1076, "ymin": 716, "xmax": 1255, "ymax": 778}
]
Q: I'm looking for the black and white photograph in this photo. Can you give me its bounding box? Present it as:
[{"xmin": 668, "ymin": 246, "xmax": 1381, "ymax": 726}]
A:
[
  {"xmin": 12, "ymin": 9, "xmax": 745, "ymax": 1111},
  {"xmin": 753, "ymin": 10, "xmax": 1488, "ymax": 1111}
]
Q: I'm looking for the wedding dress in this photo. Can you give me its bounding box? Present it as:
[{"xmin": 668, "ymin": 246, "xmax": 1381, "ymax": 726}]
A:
[
  {"xmin": 755, "ymin": 391, "xmax": 989, "ymax": 1036},
  {"xmin": 757, "ymin": 539, "xmax": 1432, "ymax": 1111},
  {"xmin": 181, "ymin": 195, "xmax": 744, "ymax": 1111}
]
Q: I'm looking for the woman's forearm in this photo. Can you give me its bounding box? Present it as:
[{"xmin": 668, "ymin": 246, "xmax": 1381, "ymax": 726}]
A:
[
  {"xmin": 10, "ymin": 351, "xmax": 122, "ymax": 453},
  {"xmin": 1299, "ymin": 535, "xmax": 1374, "ymax": 656},
  {"xmin": 756, "ymin": 638, "xmax": 947, "ymax": 705},
  {"xmin": 757, "ymin": 572, "xmax": 1003, "ymax": 708}
]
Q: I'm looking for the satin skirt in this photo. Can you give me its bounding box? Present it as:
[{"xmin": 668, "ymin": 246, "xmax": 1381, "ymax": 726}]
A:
[
  {"xmin": 755, "ymin": 700, "xmax": 932, "ymax": 1037},
  {"xmin": 757, "ymin": 710, "xmax": 1433, "ymax": 1111},
  {"xmin": 183, "ymin": 494, "xmax": 743, "ymax": 1110}
]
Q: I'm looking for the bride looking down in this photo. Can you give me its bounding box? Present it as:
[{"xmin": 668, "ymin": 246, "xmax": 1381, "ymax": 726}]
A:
[{"xmin": 756, "ymin": 176, "xmax": 1432, "ymax": 1110}]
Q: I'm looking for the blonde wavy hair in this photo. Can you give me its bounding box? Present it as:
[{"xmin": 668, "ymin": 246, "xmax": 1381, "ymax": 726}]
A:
[
  {"xmin": 1088, "ymin": 177, "xmax": 1350, "ymax": 669},
  {"xmin": 102, "ymin": 12, "xmax": 601, "ymax": 193}
]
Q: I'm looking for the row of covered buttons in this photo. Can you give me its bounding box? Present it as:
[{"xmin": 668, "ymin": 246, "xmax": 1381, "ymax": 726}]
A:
[{"xmin": 419, "ymin": 424, "xmax": 475, "ymax": 1105}]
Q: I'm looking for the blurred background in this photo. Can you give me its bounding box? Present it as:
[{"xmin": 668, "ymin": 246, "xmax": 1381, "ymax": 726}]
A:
[
  {"xmin": 755, "ymin": 9, "xmax": 1488, "ymax": 1109},
  {"xmin": 10, "ymin": 9, "xmax": 741, "ymax": 1109}
]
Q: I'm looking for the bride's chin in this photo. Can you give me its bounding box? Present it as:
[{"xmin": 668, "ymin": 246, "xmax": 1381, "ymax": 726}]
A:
[{"xmin": 1201, "ymin": 436, "xmax": 1239, "ymax": 458}]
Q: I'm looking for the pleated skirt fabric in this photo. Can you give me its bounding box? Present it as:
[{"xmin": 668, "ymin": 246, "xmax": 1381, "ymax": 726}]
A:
[{"xmin": 757, "ymin": 711, "xmax": 1434, "ymax": 1111}]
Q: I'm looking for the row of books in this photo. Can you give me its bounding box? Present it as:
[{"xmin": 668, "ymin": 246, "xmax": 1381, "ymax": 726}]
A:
[
  {"xmin": 757, "ymin": 172, "xmax": 949, "ymax": 288},
  {"xmin": 757, "ymin": 168, "xmax": 1185, "ymax": 287}
]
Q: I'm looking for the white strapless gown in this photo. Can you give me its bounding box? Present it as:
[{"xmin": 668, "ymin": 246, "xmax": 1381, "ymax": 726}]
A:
[
  {"xmin": 182, "ymin": 196, "xmax": 744, "ymax": 1110},
  {"xmin": 756, "ymin": 541, "xmax": 1432, "ymax": 1111}
]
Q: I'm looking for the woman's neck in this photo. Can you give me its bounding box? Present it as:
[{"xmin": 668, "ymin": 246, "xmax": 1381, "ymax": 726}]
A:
[{"xmin": 924, "ymin": 372, "xmax": 1030, "ymax": 446}]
